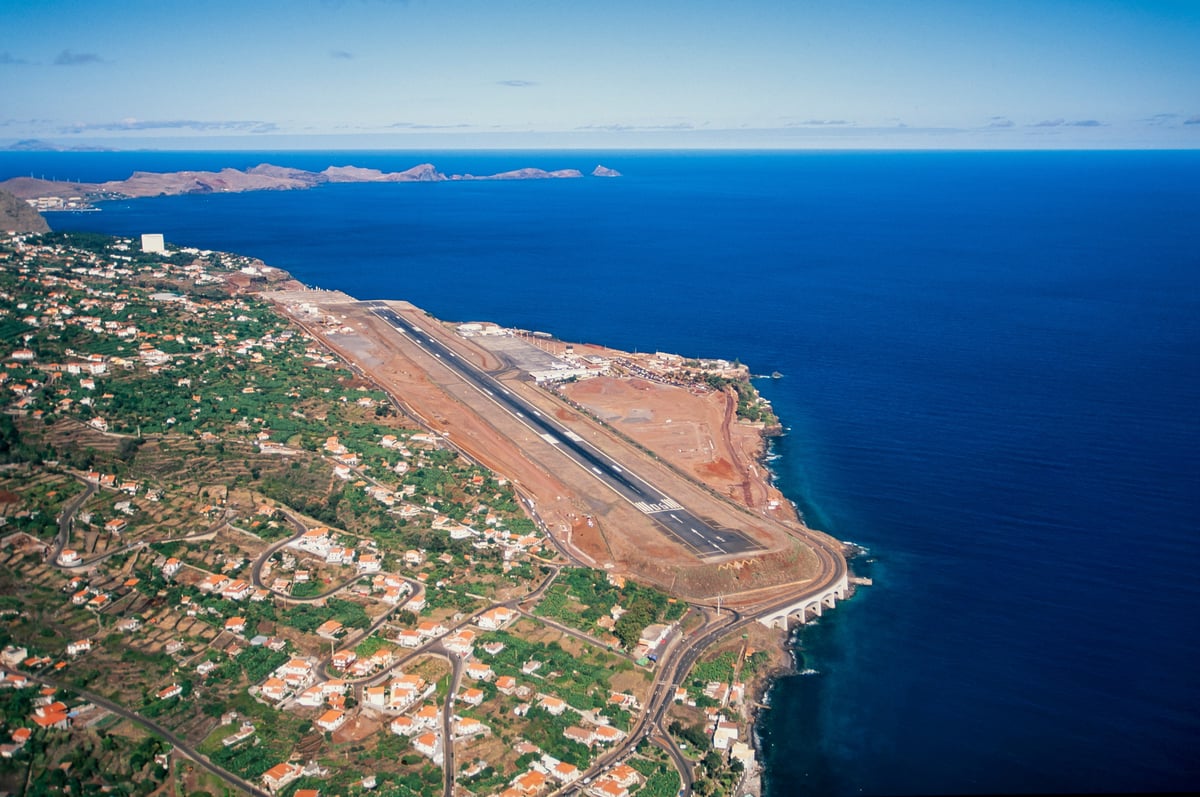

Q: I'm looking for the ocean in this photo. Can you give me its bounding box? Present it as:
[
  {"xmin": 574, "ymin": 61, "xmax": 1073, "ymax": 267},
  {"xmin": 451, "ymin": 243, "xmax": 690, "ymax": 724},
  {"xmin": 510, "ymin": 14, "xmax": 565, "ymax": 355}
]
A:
[{"xmin": 6, "ymin": 149, "xmax": 1199, "ymax": 796}]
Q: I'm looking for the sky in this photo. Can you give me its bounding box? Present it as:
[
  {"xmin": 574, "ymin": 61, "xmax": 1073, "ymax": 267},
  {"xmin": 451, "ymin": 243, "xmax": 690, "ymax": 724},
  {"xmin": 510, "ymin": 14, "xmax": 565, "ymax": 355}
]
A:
[{"xmin": 2, "ymin": 0, "xmax": 1198, "ymax": 150}]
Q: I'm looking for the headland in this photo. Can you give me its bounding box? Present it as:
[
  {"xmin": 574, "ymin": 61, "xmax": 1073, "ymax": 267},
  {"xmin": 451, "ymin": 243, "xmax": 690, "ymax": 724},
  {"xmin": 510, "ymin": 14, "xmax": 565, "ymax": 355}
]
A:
[{"xmin": 0, "ymin": 228, "xmax": 851, "ymax": 797}]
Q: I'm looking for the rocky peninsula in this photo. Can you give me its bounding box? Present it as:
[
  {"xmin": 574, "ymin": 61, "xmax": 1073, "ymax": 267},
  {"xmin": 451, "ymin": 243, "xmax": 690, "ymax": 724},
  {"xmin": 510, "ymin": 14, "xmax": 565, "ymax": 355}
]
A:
[{"xmin": 0, "ymin": 162, "xmax": 622, "ymax": 209}]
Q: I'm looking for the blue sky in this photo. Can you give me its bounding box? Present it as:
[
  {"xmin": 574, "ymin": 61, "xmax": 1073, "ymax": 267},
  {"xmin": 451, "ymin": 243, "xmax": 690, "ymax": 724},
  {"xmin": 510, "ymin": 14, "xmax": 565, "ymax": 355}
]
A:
[{"xmin": 2, "ymin": 0, "xmax": 1198, "ymax": 149}]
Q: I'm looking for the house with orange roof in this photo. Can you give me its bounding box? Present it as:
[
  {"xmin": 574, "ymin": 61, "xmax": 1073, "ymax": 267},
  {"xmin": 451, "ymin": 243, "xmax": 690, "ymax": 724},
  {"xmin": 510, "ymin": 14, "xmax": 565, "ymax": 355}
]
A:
[
  {"xmin": 477, "ymin": 606, "xmax": 517, "ymax": 630},
  {"xmin": 4, "ymin": 672, "xmax": 29, "ymax": 689},
  {"xmin": 366, "ymin": 684, "xmax": 396, "ymax": 708},
  {"xmin": 452, "ymin": 717, "xmax": 486, "ymax": 738},
  {"xmin": 221, "ymin": 580, "xmax": 253, "ymax": 601},
  {"xmin": 495, "ymin": 675, "xmax": 518, "ymax": 695},
  {"xmin": 551, "ymin": 760, "xmax": 580, "ymax": 783},
  {"xmin": 390, "ymin": 715, "xmax": 417, "ymax": 736},
  {"xmin": 538, "ymin": 695, "xmax": 567, "ymax": 716},
  {"xmin": 465, "ymin": 661, "xmax": 494, "ymax": 681},
  {"xmin": 564, "ymin": 725, "xmax": 595, "ymax": 746},
  {"xmin": 608, "ymin": 692, "xmax": 639, "ymax": 710},
  {"xmin": 315, "ymin": 708, "xmax": 346, "ymax": 732},
  {"xmin": 395, "ymin": 628, "xmax": 423, "ymax": 648},
  {"xmin": 262, "ymin": 762, "xmax": 302, "ymax": 793},
  {"xmin": 590, "ymin": 780, "xmax": 629, "ymax": 797},
  {"xmin": 593, "ymin": 724, "xmax": 624, "ymax": 744},
  {"xmin": 412, "ymin": 731, "xmax": 441, "ymax": 762},
  {"xmin": 66, "ymin": 639, "xmax": 92, "ymax": 657},
  {"xmin": 31, "ymin": 703, "xmax": 70, "ymax": 730},
  {"xmin": 416, "ymin": 620, "xmax": 446, "ymax": 638},
  {"xmin": 512, "ymin": 770, "xmax": 548, "ymax": 795},
  {"xmin": 156, "ymin": 683, "xmax": 183, "ymax": 700},
  {"xmin": 260, "ymin": 677, "xmax": 287, "ymax": 702},
  {"xmin": 315, "ymin": 619, "xmax": 344, "ymax": 639},
  {"xmin": 198, "ymin": 574, "xmax": 229, "ymax": 593},
  {"xmin": 444, "ymin": 629, "xmax": 476, "ymax": 656},
  {"xmin": 607, "ymin": 764, "xmax": 641, "ymax": 788},
  {"xmin": 389, "ymin": 674, "xmax": 427, "ymax": 707},
  {"xmin": 459, "ymin": 687, "xmax": 485, "ymax": 707},
  {"xmin": 296, "ymin": 685, "xmax": 325, "ymax": 707}
]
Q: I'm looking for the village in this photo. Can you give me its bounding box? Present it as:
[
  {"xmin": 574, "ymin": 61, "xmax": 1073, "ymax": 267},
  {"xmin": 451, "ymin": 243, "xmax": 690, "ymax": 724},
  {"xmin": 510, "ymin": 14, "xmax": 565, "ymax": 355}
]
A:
[{"xmin": 0, "ymin": 231, "xmax": 772, "ymax": 797}]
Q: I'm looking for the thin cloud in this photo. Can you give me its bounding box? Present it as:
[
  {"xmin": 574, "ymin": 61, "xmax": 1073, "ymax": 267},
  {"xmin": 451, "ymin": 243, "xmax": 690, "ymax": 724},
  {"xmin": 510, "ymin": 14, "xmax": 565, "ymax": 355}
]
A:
[
  {"xmin": 785, "ymin": 119, "xmax": 852, "ymax": 127},
  {"xmin": 985, "ymin": 116, "xmax": 1014, "ymax": 128},
  {"xmin": 387, "ymin": 121, "xmax": 473, "ymax": 129},
  {"xmin": 575, "ymin": 122, "xmax": 695, "ymax": 132},
  {"xmin": 54, "ymin": 50, "xmax": 105, "ymax": 66},
  {"xmin": 330, "ymin": 49, "xmax": 354, "ymax": 59},
  {"xmin": 60, "ymin": 119, "xmax": 278, "ymax": 133},
  {"xmin": 1183, "ymin": 115, "xmax": 1200, "ymax": 125},
  {"xmin": 497, "ymin": 80, "xmax": 537, "ymax": 88},
  {"xmin": 1031, "ymin": 118, "xmax": 1105, "ymax": 128},
  {"xmin": 1142, "ymin": 113, "xmax": 1179, "ymax": 125},
  {"xmin": 0, "ymin": 52, "xmax": 30, "ymax": 65}
]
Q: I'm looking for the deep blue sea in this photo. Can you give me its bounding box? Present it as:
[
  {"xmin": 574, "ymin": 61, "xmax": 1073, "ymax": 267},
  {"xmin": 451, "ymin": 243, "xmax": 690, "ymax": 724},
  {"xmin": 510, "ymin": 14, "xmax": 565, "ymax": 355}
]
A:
[{"xmin": 6, "ymin": 150, "xmax": 1199, "ymax": 796}]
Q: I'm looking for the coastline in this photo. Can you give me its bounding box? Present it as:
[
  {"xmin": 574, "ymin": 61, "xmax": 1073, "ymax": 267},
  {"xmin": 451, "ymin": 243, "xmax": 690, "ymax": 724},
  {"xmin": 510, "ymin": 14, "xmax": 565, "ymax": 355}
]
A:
[
  {"xmin": 9, "ymin": 223, "xmax": 853, "ymax": 795},
  {"xmin": 250, "ymin": 273, "xmax": 850, "ymax": 793}
]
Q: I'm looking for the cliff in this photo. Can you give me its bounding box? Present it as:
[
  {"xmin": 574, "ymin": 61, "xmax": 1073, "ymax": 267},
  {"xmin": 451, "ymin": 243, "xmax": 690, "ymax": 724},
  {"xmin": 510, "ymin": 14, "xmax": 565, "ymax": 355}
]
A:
[{"xmin": 0, "ymin": 189, "xmax": 51, "ymax": 233}]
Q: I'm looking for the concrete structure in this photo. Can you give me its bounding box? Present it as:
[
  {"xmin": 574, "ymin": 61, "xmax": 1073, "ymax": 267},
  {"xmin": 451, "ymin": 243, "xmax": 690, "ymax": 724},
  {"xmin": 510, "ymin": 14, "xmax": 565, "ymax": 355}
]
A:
[
  {"xmin": 757, "ymin": 572, "xmax": 849, "ymax": 630},
  {"xmin": 141, "ymin": 233, "xmax": 165, "ymax": 253}
]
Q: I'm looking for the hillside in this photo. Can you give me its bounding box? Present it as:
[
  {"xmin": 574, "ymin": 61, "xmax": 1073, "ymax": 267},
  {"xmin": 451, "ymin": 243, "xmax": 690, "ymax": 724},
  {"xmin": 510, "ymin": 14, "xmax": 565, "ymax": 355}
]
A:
[{"xmin": 0, "ymin": 188, "xmax": 50, "ymax": 233}]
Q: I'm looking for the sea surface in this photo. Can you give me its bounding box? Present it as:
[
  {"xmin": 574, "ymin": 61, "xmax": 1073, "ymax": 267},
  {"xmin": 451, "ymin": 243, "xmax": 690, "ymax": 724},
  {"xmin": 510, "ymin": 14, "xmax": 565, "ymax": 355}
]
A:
[{"xmin": 6, "ymin": 149, "xmax": 1199, "ymax": 796}]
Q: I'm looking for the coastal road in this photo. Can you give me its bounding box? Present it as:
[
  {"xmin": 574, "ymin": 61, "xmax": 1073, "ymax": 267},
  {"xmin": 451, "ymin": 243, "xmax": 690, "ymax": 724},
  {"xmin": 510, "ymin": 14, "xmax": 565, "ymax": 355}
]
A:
[
  {"xmin": 363, "ymin": 302, "xmax": 764, "ymax": 559},
  {"xmin": 555, "ymin": 524, "xmax": 849, "ymax": 797}
]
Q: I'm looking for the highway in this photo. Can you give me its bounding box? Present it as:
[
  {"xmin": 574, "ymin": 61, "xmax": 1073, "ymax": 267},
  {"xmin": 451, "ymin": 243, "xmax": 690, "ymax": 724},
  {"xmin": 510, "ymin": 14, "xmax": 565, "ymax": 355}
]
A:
[{"xmin": 364, "ymin": 303, "xmax": 764, "ymax": 559}]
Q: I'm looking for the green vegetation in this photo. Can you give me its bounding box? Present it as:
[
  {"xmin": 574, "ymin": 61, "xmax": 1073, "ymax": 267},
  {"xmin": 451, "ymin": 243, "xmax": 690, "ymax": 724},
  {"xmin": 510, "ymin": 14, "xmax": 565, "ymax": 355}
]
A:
[
  {"xmin": 690, "ymin": 650, "xmax": 737, "ymax": 685},
  {"xmin": 281, "ymin": 597, "xmax": 371, "ymax": 632},
  {"xmin": 703, "ymin": 374, "xmax": 778, "ymax": 424},
  {"xmin": 535, "ymin": 567, "xmax": 684, "ymax": 649}
]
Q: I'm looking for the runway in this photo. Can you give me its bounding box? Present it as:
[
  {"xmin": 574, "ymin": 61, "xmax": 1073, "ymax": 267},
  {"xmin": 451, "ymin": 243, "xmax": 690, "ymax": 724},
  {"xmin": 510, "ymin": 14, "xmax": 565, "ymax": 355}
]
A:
[{"xmin": 363, "ymin": 302, "xmax": 764, "ymax": 559}]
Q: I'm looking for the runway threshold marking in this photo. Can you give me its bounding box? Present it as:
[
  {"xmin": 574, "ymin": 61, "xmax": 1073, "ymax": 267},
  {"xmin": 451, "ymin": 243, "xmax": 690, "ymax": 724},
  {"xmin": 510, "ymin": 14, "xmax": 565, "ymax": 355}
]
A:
[{"xmin": 634, "ymin": 498, "xmax": 684, "ymax": 514}]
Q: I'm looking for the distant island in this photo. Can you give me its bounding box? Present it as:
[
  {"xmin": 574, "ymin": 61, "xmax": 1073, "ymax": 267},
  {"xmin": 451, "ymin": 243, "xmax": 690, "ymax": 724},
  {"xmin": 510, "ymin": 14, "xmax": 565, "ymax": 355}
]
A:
[
  {"xmin": 0, "ymin": 162, "xmax": 622, "ymax": 211},
  {"xmin": 4, "ymin": 138, "xmax": 116, "ymax": 152}
]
